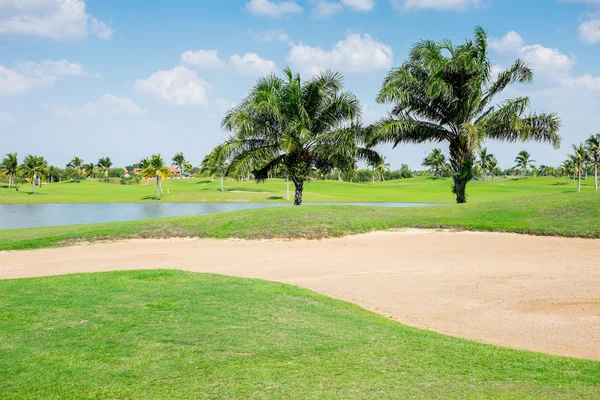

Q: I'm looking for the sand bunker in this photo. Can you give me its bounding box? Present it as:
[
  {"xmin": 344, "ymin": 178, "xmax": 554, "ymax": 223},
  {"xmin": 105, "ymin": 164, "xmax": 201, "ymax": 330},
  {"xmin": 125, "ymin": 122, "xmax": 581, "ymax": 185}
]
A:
[{"xmin": 2, "ymin": 229, "xmax": 599, "ymax": 360}]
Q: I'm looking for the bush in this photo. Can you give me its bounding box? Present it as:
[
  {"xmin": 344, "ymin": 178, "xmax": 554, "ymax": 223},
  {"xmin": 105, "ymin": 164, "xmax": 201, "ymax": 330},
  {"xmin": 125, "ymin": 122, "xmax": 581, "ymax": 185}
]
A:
[{"xmin": 120, "ymin": 175, "xmax": 141, "ymax": 185}]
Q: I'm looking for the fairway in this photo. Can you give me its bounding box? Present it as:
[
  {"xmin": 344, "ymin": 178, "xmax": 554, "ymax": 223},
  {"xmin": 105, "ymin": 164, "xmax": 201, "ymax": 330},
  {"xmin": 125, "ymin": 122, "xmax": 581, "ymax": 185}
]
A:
[
  {"xmin": 1, "ymin": 270, "xmax": 599, "ymax": 399},
  {"xmin": 0, "ymin": 176, "xmax": 594, "ymax": 204}
]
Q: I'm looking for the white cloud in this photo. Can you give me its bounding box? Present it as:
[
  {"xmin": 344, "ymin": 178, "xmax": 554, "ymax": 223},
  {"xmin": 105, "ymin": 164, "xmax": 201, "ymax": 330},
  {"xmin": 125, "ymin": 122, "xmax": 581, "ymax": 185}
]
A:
[
  {"xmin": 0, "ymin": 59, "xmax": 88, "ymax": 95},
  {"xmin": 341, "ymin": 0, "xmax": 375, "ymax": 10},
  {"xmin": 489, "ymin": 32, "xmax": 575, "ymax": 78},
  {"xmin": 246, "ymin": 0, "xmax": 303, "ymax": 17},
  {"xmin": 0, "ymin": 0, "xmax": 113, "ymax": 40},
  {"xmin": 392, "ymin": 0, "xmax": 480, "ymax": 11},
  {"xmin": 52, "ymin": 94, "xmax": 145, "ymax": 118},
  {"xmin": 579, "ymin": 17, "xmax": 600, "ymax": 43},
  {"xmin": 311, "ymin": 1, "xmax": 344, "ymax": 19},
  {"xmin": 229, "ymin": 53, "xmax": 277, "ymax": 77},
  {"xmin": 563, "ymin": 74, "xmax": 600, "ymax": 91},
  {"xmin": 286, "ymin": 33, "xmax": 393, "ymax": 75},
  {"xmin": 251, "ymin": 29, "xmax": 290, "ymax": 42},
  {"xmin": 180, "ymin": 50, "xmax": 225, "ymax": 68},
  {"xmin": 134, "ymin": 66, "xmax": 211, "ymax": 105}
]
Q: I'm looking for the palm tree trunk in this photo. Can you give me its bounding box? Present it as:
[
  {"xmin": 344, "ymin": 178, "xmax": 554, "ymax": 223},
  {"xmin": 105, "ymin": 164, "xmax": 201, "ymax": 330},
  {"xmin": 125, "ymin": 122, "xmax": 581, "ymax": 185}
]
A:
[
  {"xmin": 14, "ymin": 173, "xmax": 18, "ymax": 191},
  {"xmin": 595, "ymin": 164, "xmax": 598, "ymax": 191},
  {"xmin": 220, "ymin": 174, "xmax": 224, "ymax": 192},
  {"xmin": 156, "ymin": 176, "xmax": 161, "ymax": 200},
  {"xmin": 293, "ymin": 179, "xmax": 304, "ymax": 206},
  {"xmin": 32, "ymin": 175, "xmax": 36, "ymax": 194},
  {"xmin": 337, "ymin": 170, "xmax": 342, "ymax": 181},
  {"xmin": 286, "ymin": 176, "xmax": 290, "ymax": 201},
  {"xmin": 372, "ymin": 167, "xmax": 375, "ymax": 185},
  {"xmin": 578, "ymin": 171, "xmax": 581, "ymax": 192}
]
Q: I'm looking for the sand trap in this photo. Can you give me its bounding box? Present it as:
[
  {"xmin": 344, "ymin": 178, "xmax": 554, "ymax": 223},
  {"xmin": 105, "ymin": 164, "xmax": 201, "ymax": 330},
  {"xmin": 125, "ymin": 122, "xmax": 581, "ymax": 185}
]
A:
[{"xmin": 2, "ymin": 229, "xmax": 599, "ymax": 360}]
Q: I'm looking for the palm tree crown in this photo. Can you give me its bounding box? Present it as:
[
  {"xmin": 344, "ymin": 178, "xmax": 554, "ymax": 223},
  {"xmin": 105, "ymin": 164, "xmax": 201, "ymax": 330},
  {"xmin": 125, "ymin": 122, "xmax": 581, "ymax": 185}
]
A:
[
  {"xmin": 373, "ymin": 26, "xmax": 561, "ymax": 203},
  {"xmin": 586, "ymin": 133, "xmax": 600, "ymax": 191},
  {"xmin": 569, "ymin": 143, "xmax": 588, "ymax": 192},
  {"xmin": 67, "ymin": 156, "xmax": 84, "ymax": 182},
  {"xmin": 142, "ymin": 154, "xmax": 169, "ymax": 200},
  {"xmin": 1, "ymin": 152, "xmax": 19, "ymax": 190},
  {"xmin": 172, "ymin": 152, "xmax": 186, "ymax": 178},
  {"xmin": 514, "ymin": 150, "xmax": 535, "ymax": 178},
  {"xmin": 218, "ymin": 67, "xmax": 377, "ymax": 205},
  {"xmin": 97, "ymin": 157, "xmax": 113, "ymax": 183},
  {"xmin": 18, "ymin": 155, "xmax": 48, "ymax": 193}
]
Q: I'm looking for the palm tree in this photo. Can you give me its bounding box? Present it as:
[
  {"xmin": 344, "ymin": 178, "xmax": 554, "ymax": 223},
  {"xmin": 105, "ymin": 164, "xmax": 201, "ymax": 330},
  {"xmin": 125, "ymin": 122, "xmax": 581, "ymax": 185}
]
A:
[
  {"xmin": 1, "ymin": 153, "xmax": 19, "ymax": 190},
  {"xmin": 376, "ymin": 156, "xmax": 391, "ymax": 182},
  {"xmin": 18, "ymin": 155, "xmax": 48, "ymax": 194},
  {"xmin": 67, "ymin": 156, "xmax": 84, "ymax": 183},
  {"xmin": 84, "ymin": 162, "xmax": 96, "ymax": 181},
  {"xmin": 488, "ymin": 157, "xmax": 498, "ymax": 181},
  {"xmin": 422, "ymin": 148, "xmax": 447, "ymax": 178},
  {"xmin": 478, "ymin": 147, "xmax": 494, "ymax": 181},
  {"xmin": 97, "ymin": 157, "xmax": 113, "ymax": 183},
  {"xmin": 142, "ymin": 154, "xmax": 169, "ymax": 200},
  {"xmin": 569, "ymin": 143, "xmax": 588, "ymax": 193},
  {"xmin": 139, "ymin": 157, "xmax": 150, "ymax": 185},
  {"xmin": 373, "ymin": 27, "xmax": 561, "ymax": 203},
  {"xmin": 219, "ymin": 68, "xmax": 374, "ymax": 205},
  {"xmin": 172, "ymin": 152, "xmax": 186, "ymax": 179},
  {"xmin": 514, "ymin": 150, "xmax": 535, "ymax": 178},
  {"xmin": 560, "ymin": 160, "xmax": 574, "ymax": 185},
  {"xmin": 585, "ymin": 133, "xmax": 600, "ymax": 191},
  {"xmin": 201, "ymin": 145, "xmax": 230, "ymax": 192}
]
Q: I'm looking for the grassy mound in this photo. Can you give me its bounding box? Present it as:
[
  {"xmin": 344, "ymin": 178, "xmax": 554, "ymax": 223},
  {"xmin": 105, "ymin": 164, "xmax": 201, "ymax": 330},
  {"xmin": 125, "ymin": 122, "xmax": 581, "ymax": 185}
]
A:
[
  {"xmin": 1, "ymin": 191, "xmax": 598, "ymax": 251},
  {"xmin": 0, "ymin": 270, "xmax": 598, "ymax": 399}
]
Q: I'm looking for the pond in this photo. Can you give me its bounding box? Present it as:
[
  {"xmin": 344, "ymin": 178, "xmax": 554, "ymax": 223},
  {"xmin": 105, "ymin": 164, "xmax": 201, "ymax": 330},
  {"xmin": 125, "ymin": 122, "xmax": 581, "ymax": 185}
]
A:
[{"xmin": 0, "ymin": 202, "xmax": 442, "ymax": 230}]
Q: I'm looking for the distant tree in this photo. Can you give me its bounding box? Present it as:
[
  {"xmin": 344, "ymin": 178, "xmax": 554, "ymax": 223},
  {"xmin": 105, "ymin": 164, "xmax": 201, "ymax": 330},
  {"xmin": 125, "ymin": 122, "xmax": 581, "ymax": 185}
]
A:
[
  {"xmin": 139, "ymin": 157, "xmax": 150, "ymax": 185},
  {"xmin": 97, "ymin": 157, "xmax": 113, "ymax": 183},
  {"xmin": 142, "ymin": 154, "xmax": 169, "ymax": 200},
  {"xmin": 478, "ymin": 147, "xmax": 494, "ymax": 181},
  {"xmin": 18, "ymin": 155, "xmax": 48, "ymax": 194},
  {"xmin": 84, "ymin": 163, "xmax": 96, "ymax": 181},
  {"xmin": 172, "ymin": 152, "xmax": 186, "ymax": 179},
  {"xmin": 67, "ymin": 156, "xmax": 84, "ymax": 183},
  {"xmin": 586, "ymin": 133, "xmax": 600, "ymax": 191},
  {"xmin": 568, "ymin": 143, "xmax": 588, "ymax": 192},
  {"xmin": 376, "ymin": 156, "xmax": 391, "ymax": 182},
  {"xmin": 514, "ymin": 150, "xmax": 535, "ymax": 178},
  {"xmin": 201, "ymin": 145, "xmax": 230, "ymax": 192},
  {"xmin": 422, "ymin": 149, "xmax": 447, "ymax": 178},
  {"xmin": 0, "ymin": 153, "xmax": 19, "ymax": 190},
  {"xmin": 488, "ymin": 157, "xmax": 498, "ymax": 181}
]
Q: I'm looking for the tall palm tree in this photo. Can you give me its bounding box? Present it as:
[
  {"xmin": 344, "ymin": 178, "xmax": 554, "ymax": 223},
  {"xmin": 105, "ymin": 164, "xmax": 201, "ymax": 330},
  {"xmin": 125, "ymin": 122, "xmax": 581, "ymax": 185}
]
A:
[
  {"xmin": 488, "ymin": 156, "xmax": 498, "ymax": 181},
  {"xmin": 67, "ymin": 156, "xmax": 84, "ymax": 183},
  {"xmin": 18, "ymin": 155, "xmax": 48, "ymax": 194},
  {"xmin": 514, "ymin": 150, "xmax": 535, "ymax": 178},
  {"xmin": 585, "ymin": 133, "xmax": 600, "ymax": 191},
  {"xmin": 478, "ymin": 147, "xmax": 494, "ymax": 181},
  {"xmin": 97, "ymin": 157, "xmax": 113, "ymax": 183},
  {"xmin": 1, "ymin": 153, "xmax": 19, "ymax": 190},
  {"xmin": 219, "ymin": 68, "xmax": 375, "ymax": 205},
  {"xmin": 569, "ymin": 143, "xmax": 588, "ymax": 193},
  {"xmin": 373, "ymin": 27, "xmax": 561, "ymax": 203},
  {"xmin": 201, "ymin": 145, "xmax": 229, "ymax": 192},
  {"xmin": 172, "ymin": 152, "xmax": 186, "ymax": 179},
  {"xmin": 142, "ymin": 154, "xmax": 169, "ymax": 200},
  {"xmin": 422, "ymin": 148, "xmax": 447, "ymax": 178},
  {"xmin": 84, "ymin": 162, "xmax": 96, "ymax": 181}
]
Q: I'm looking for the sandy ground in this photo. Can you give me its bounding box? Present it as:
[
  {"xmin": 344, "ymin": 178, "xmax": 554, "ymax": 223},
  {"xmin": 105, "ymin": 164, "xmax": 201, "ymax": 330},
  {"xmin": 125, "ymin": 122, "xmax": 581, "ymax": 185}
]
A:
[{"xmin": 2, "ymin": 229, "xmax": 599, "ymax": 361}]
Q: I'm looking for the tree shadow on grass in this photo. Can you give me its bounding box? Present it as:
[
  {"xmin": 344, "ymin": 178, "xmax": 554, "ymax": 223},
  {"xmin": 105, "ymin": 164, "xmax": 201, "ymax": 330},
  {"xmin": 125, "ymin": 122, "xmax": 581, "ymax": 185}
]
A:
[{"xmin": 267, "ymin": 196, "xmax": 284, "ymax": 200}]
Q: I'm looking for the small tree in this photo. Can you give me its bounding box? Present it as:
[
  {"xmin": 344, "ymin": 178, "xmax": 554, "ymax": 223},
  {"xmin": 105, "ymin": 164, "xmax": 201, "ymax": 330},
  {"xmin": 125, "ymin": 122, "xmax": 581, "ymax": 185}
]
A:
[
  {"xmin": 478, "ymin": 147, "xmax": 494, "ymax": 181},
  {"xmin": 0, "ymin": 153, "xmax": 19, "ymax": 190},
  {"xmin": 98, "ymin": 157, "xmax": 113, "ymax": 183},
  {"xmin": 586, "ymin": 133, "xmax": 600, "ymax": 191},
  {"xmin": 569, "ymin": 143, "xmax": 588, "ymax": 192},
  {"xmin": 67, "ymin": 156, "xmax": 84, "ymax": 183},
  {"xmin": 18, "ymin": 155, "xmax": 48, "ymax": 194},
  {"xmin": 172, "ymin": 152, "xmax": 186, "ymax": 179},
  {"xmin": 142, "ymin": 154, "xmax": 169, "ymax": 200},
  {"xmin": 514, "ymin": 150, "xmax": 535, "ymax": 178}
]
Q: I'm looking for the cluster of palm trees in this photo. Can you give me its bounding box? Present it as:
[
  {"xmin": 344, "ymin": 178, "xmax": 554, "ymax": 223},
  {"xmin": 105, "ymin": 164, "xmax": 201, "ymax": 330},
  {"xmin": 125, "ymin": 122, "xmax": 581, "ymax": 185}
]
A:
[
  {"xmin": 561, "ymin": 134, "xmax": 600, "ymax": 192},
  {"xmin": 203, "ymin": 27, "xmax": 561, "ymax": 205},
  {"xmin": 0, "ymin": 154, "xmax": 49, "ymax": 193}
]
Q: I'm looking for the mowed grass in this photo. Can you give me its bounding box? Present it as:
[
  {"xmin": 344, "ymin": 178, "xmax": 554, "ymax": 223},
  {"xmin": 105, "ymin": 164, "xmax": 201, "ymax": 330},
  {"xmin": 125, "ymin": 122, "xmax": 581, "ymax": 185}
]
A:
[
  {"xmin": 1, "ymin": 190, "xmax": 598, "ymax": 251},
  {"xmin": 0, "ymin": 270, "xmax": 598, "ymax": 399},
  {"xmin": 0, "ymin": 175, "xmax": 592, "ymax": 204}
]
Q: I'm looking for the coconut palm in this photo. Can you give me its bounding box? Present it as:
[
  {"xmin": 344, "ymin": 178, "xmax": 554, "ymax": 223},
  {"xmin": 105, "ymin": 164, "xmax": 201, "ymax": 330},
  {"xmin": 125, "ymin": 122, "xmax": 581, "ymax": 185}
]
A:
[
  {"xmin": 201, "ymin": 145, "xmax": 230, "ymax": 192},
  {"xmin": 422, "ymin": 148, "xmax": 447, "ymax": 178},
  {"xmin": 219, "ymin": 68, "xmax": 374, "ymax": 205},
  {"xmin": 373, "ymin": 27, "xmax": 561, "ymax": 203},
  {"xmin": 585, "ymin": 133, "xmax": 600, "ymax": 191},
  {"xmin": 84, "ymin": 162, "xmax": 96, "ymax": 181},
  {"xmin": 568, "ymin": 143, "xmax": 588, "ymax": 192},
  {"xmin": 1, "ymin": 153, "xmax": 19, "ymax": 190},
  {"xmin": 97, "ymin": 157, "xmax": 113, "ymax": 183},
  {"xmin": 139, "ymin": 157, "xmax": 150, "ymax": 185},
  {"xmin": 18, "ymin": 155, "xmax": 48, "ymax": 194},
  {"xmin": 488, "ymin": 157, "xmax": 498, "ymax": 181},
  {"xmin": 67, "ymin": 156, "xmax": 84, "ymax": 183},
  {"xmin": 560, "ymin": 160, "xmax": 575, "ymax": 185},
  {"xmin": 478, "ymin": 147, "xmax": 494, "ymax": 181},
  {"xmin": 514, "ymin": 150, "xmax": 535, "ymax": 178},
  {"xmin": 376, "ymin": 156, "xmax": 391, "ymax": 182},
  {"xmin": 142, "ymin": 154, "xmax": 169, "ymax": 200},
  {"xmin": 172, "ymin": 152, "xmax": 186, "ymax": 179}
]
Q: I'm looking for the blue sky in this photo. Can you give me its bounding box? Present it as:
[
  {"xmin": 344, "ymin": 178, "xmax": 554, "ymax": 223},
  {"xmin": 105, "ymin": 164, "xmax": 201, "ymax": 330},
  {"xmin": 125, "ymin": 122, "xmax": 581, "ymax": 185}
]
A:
[{"xmin": 1, "ymin": 0, "xmax": 599, "ymax": 170}]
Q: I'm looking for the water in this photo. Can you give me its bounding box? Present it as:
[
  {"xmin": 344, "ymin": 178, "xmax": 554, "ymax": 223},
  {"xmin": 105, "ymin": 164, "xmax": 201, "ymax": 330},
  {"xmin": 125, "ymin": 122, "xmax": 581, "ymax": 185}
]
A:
[{"xmin": 0, "ymin": 202, "xmax": 441, "ymax": 230}]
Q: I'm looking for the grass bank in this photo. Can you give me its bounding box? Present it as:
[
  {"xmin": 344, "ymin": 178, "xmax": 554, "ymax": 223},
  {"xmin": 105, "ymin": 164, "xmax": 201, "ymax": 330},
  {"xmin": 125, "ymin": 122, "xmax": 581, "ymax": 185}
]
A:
[
  {"xmin": 1, "ymin": 270, "xmax": 598, "ymax": 399},
  {"xmin": 1, "ymin": 191, "xmax": 598, "ymax": 251}
]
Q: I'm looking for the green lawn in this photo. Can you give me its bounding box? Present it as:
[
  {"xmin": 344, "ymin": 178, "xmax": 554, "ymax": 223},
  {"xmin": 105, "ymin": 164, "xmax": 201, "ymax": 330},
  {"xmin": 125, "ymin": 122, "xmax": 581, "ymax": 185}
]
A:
[
  {"xmin": 1, "ymin": 190, "xmax": 598, "ymax": 251},
  {"xmin": 0, "ymin": 175, "xmax": 593, "ymax": 204},
  {"xmin": 1, "ymin": 270, "xmax": 598, "ymax": 399}
]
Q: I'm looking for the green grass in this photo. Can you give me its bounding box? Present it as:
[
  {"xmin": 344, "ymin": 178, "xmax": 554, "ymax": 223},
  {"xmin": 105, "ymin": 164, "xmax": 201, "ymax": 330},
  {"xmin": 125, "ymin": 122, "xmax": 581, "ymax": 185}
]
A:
[
  {"xmin": 0, "ymin": 175, "xmax": 593, "ymax": 204},
  {"xmin": 1, "ymin": 190, "xmax": 598, "ymax": 251},
  {"xmin": 1, "ymin": 270, "xmax": 598, "ymax": 399}
]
